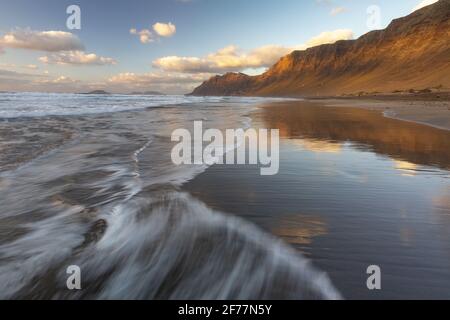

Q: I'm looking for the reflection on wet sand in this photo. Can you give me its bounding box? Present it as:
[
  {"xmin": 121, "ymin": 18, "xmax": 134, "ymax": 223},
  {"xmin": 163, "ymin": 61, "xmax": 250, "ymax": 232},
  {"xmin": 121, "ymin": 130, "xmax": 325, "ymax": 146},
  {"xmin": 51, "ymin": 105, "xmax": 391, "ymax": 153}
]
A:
[
  {"xmin": 259, "ymin": 102, "xmax": 450, "ymax": 170},
  {"xmin": 272, "ymin": 214, "xmax": 327, "ymax": 246},
  {"xmin": 294, "ymin": 139, "xmax": 342, "ymax": 154},
  {"xmin": 433, "ymin": 187, "xmax": 450, "ymax": 215},
  {"xmin": 393, "ymin": 160, "xmax": 418, "ymax": 177},
  {"xmin": 184, "ymin": 100, "xmax": 450, "ymax": 299}
]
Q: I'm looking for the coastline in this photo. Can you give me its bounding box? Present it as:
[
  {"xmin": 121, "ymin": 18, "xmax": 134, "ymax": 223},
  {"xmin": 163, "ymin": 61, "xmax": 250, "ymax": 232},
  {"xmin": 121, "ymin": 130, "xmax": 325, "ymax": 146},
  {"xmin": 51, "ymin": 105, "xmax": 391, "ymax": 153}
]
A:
[
  {"xmin": 182, "ymin": 99, "xmax": 450, "ymax": 299},
  {"xmin": 307, "ymin": 98, "xmax": 450, "ymax": 131}
]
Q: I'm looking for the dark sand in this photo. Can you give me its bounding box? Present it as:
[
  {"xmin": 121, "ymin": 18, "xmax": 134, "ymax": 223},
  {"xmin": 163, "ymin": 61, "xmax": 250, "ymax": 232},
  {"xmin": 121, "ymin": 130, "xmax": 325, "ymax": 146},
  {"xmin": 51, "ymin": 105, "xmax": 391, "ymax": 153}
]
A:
[
  {"xmin": 183, "ymin": 100, "xmax": 450, "ymax": 299},
  {"xmin": 317, "ymin": 98, "xmax": 450, "ymax": 131}
]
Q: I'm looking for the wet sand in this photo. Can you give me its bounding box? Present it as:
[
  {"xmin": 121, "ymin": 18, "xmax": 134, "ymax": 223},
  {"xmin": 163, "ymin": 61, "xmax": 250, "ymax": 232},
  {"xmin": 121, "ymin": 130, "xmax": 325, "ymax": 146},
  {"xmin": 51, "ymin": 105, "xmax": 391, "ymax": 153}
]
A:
[
  {"xmin": 316, "ymin": 98, "xmax": 450, "ymax": 131},
  {"xmin": 183, "ymin": 100, "xmax": 450, "ymax": 299},
  {"xmin": 2, "ymin": 95, "xmax": 450, "ymax": 299}
]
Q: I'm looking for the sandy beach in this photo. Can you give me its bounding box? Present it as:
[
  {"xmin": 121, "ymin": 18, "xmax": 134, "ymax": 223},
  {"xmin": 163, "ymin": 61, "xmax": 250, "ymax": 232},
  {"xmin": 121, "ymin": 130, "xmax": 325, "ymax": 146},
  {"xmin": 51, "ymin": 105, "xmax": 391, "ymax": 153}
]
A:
[
  {"xmin": 1, "ymin": 92, "xmax": 450, "ymax": 300},
  {"xmin": 314, "ymin": 98, "xmax": 450, "ymax": 131},
  {"xmin": 1, "ymin": 0, "xmax": 450, "ymax": 305},
  {"xmin": 183, "ymin": 99, "xmax": 450, "ymax": 299}
]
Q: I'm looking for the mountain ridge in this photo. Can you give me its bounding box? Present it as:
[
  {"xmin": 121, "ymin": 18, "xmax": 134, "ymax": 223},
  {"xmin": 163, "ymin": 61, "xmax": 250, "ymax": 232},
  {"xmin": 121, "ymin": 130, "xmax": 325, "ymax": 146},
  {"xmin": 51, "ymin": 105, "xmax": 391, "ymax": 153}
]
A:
[{"xmin": 191, "ymin": 0, "xmax": 450, "ymax": 97}]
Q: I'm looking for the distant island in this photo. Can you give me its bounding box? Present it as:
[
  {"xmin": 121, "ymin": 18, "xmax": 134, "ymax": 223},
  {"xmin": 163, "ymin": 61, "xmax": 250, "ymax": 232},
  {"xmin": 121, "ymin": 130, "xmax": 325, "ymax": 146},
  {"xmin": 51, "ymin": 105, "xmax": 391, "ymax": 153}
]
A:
[
  {"xmin": 129, "ymin": 91, "xmax": 165, "ymax": 95},
  {"xmin": 78, "ymin": 90, "xmax": 165, "ymax": 95},
  {"xmin": 81, "ymin": 90, "xmax": 111, "ymax": 95}
]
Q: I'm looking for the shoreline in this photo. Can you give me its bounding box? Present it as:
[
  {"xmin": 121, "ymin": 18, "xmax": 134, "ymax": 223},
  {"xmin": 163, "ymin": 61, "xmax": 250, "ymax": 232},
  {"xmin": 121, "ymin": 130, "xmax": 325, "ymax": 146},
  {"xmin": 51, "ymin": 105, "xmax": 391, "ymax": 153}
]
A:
[
  {"xmin": 182, "ymin": 99, "xmax": 450, "ymax": 299},
  {"xmin": 303, "ymin": 98, "xmax": 450, "ymax": 131}
]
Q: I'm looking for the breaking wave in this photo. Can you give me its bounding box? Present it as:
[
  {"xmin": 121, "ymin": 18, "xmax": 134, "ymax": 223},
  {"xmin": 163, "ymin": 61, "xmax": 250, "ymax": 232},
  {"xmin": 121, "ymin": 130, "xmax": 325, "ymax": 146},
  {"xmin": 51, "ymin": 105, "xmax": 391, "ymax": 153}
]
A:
[{"xmin": 0, "ymin": 94, "xmax": 339, "ymax": 299}]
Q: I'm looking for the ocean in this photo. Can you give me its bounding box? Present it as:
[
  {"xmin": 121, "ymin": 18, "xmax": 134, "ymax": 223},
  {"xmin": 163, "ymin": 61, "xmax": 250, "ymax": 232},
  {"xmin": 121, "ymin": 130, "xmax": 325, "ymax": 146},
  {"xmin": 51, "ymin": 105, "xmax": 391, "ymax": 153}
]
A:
[
  {"xmin": 0, "ymin": 93, "xmax": 339, "ymax": 299},
  {"xmin": 2, "ymin": 93, "xmax": 450, "ymax": 299}
]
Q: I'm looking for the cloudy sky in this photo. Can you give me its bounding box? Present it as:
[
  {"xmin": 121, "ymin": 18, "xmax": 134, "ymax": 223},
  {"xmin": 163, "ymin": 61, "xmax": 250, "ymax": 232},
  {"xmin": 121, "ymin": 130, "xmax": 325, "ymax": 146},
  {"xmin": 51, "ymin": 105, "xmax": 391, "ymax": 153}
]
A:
[{"xmin": 0, "ymin": 0, "xmax": 438, "ymax": 94}]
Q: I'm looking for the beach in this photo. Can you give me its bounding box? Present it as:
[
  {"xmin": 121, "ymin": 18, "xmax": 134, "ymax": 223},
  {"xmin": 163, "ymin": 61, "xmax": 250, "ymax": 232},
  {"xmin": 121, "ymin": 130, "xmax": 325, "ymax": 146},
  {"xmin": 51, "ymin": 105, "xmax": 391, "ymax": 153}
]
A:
[
  {"xmin": 316, "ymin": 98, "xmax": 450, "ymax": 131},
  {"xmin": 0, "ymin": 93, "xmax": 449, "ymax": 299},
  {"xmin": 183, "ymin": 99, "xmax": 450, "ymax": 299},
  {"xmin": 0, "ymin": 93, "xmax": 340, "ymax": 300},
  {"xmin": 1, "ymin": 0, "xmax": 449, "ymax": 305}
]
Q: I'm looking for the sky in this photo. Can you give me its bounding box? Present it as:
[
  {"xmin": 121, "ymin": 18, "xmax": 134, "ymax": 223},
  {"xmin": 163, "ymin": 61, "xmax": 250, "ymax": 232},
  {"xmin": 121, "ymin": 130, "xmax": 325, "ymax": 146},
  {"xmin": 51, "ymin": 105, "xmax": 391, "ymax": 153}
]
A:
[{"xmin": 0, "ymin": 0, "xmax": 439, "ymax": 94}]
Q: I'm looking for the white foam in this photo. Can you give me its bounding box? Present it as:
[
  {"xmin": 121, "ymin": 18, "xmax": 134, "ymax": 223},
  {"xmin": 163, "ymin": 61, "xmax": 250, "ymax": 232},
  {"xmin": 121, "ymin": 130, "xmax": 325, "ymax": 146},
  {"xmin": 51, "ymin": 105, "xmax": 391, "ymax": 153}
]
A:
[{"xmin": 0, "ymin": 92, "xmax": 294, "ymax": 118}]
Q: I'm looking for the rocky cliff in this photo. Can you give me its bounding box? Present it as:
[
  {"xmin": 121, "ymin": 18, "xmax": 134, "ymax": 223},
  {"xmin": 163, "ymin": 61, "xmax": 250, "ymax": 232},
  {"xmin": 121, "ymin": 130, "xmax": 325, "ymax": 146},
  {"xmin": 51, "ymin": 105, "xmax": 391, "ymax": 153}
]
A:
[{"xmin": 191, "ymin": 0, "xmax": 450, "ymax": 97}]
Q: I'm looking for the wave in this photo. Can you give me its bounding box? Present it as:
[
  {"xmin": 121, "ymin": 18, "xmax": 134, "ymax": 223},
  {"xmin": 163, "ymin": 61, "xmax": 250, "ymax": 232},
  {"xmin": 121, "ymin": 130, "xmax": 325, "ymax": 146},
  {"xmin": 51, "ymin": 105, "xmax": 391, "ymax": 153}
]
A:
[
  {"xmin": 0, "ymin": 95, "xmax": 340, "ymax": 299},
  {"xmin": 0, "ymin": 191, "xmax": 341, "ymax": 299},
  {"xmin": 0, "ymin": 93, "xmax": 294, "ymax": 119}
]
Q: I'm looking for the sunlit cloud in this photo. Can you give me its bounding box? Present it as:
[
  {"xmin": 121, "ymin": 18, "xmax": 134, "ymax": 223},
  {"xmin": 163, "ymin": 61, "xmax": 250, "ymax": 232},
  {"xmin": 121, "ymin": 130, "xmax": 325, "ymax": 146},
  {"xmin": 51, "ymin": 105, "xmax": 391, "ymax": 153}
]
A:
[
  {"xmin": 107, "ymin": 71, "xmax": 212, "ymax": 93},
  {"xmin": 412, "ymin": 0, "xmax": 438, "ymax": 12},
  {"xmin": 25, "ymin": 64, "xmax": 38, "ymax": 70},
  {"xmin": 0, "ymin": 28, "xmax": 84, "ymax": 52},
  {"xmin": 130, "ymin": 22, "xmax": 176, "ymax": 44},
  {"xmin": 35, "ymin": 75, "xmax": 79, "ymax": 85},
  {"xmin": 0, "ymin": 63, "xmax": 39, "ymax": 70},
  {"xmin": 108, "ymin": 71, "xmax": 211, "ymax": 85},
  {"xmin": 303, "ymin": 29, "xmax": 353, "ymax": 47},
  {"xmin": 130, "ymin": 28, "xmax": 154, "ymax": 44},
  {"xmin": 153, "ymin": 22, "xmax": 176, "ymax": 37},
  {"xmin": 153, "ymin": 45, "xmax": 298, "ymax": 73},
  {"xmin": 153, "ymin": 29, "xmax": 354, "ymax": 74},
  {"xmin": 39, "ymin": 51, "xmax": 117, "ymax": 66}
]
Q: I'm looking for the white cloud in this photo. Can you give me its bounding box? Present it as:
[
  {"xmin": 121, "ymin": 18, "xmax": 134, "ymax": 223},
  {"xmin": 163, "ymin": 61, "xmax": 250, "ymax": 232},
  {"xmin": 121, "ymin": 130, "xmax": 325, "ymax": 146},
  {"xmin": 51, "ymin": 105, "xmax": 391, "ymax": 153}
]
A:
[
  {"xmin": 412, "ymin": 0, "xmax": 438, "ymax": 12},
  {"xmin": 39, "ymin": 51, "xmax": 117, "ymax": 66},
  {"xmin": 153, "ymin": 56, "xmax": 210, "ymax": 73},
  {"xmin": 0, "ymin": 68, "xmax": 100, "ymax": 93},
  {"xmin": 130, "ymin": 28, "xmax": 154, "ymax": 44},
  {"xmin": 0, "ymin": 29, "xmax": 84, "ymax": 52},
  {"xmin": 330, "ymin": 7, "xmax": 347, "ymax": 16},
  {"xmin": 0, "ymin": 68, "xmax": 49, "ymax": 91},
  {"xmin": 130, "ymin": 22, "xmax": 176, "ymax": 44},
  {"xmin": 107, "ymin": 71, "xmax": 211, "ymax": 94},
  {"xmin": 153, "ymin": 22, "xmax": 176, "ymax": 37},
  {"xmin": 0, "ymin": 68, "xmax": 44, "ymax": 79},
  {"xmin": 25, "ymin": 64, "xmax": 38, "ymax": 70},
  {"xmin": 1, "ymin": 62, "xmax": 39, "ymax": 70},
  {"xmin": 36, "ymin": 75, "xmax": 79, "ymax": 85},
  {"xmin": 153, "ymin": 29, "xmax": 354, "ymax": 73},
  {"xmin": 0, "ymin": 63, "xmax": 16, "ymax": 68},
  {"xmin": 152, "ymin": 45, "xmax": 290, "ymax": 73},
  {"xmin": 303, "ymin": 29, "xmax": 353, "ymax": 47},
  {"xmin": 108, "ymin": 71, "xmax": 209, "ymax": 85}
]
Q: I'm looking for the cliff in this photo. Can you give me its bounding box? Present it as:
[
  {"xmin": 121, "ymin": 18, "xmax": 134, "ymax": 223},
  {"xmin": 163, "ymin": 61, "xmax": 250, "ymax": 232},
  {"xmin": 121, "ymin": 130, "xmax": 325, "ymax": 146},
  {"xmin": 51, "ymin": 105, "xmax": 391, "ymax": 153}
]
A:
[{"xmin": 191, "ymin": 0, "xmax": 450, "ymax": 97}]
